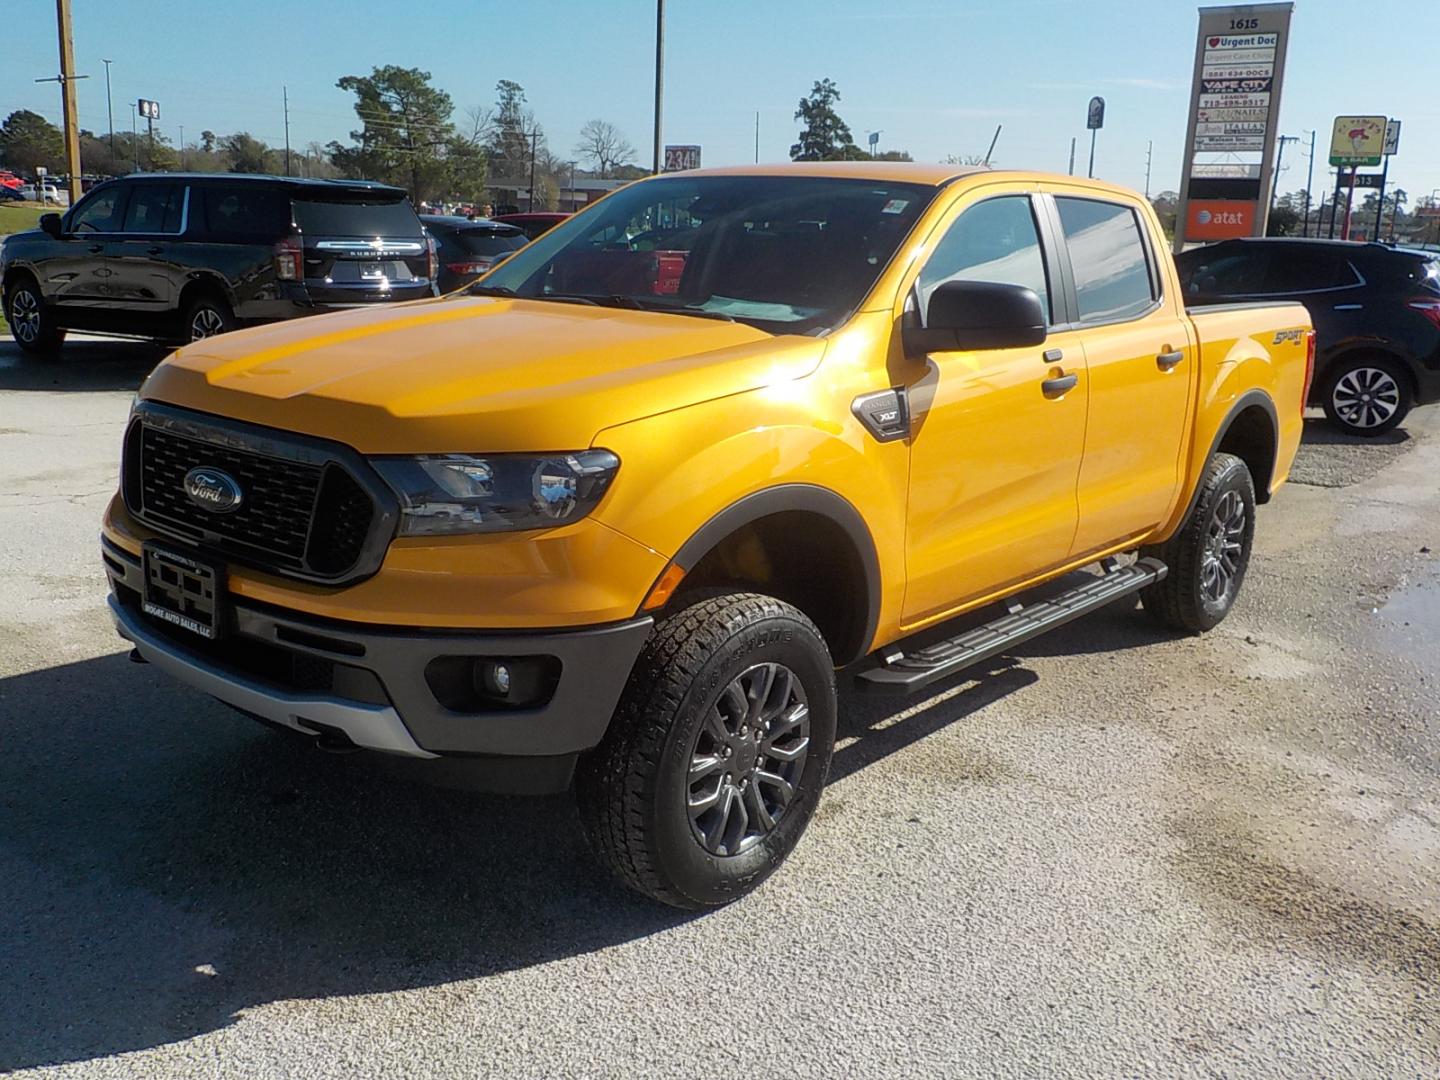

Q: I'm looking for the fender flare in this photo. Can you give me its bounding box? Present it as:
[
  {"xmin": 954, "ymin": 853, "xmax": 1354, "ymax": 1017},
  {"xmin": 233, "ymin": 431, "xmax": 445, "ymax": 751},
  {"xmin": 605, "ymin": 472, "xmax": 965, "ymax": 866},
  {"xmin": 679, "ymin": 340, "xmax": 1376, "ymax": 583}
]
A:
[
  {"xmin": 670, "ymin": 483, "xmax": 882, "ymax": 666},
  {"xmin": 1177, "ymin": 389, "xmax": 1280, "ymax": 525}
]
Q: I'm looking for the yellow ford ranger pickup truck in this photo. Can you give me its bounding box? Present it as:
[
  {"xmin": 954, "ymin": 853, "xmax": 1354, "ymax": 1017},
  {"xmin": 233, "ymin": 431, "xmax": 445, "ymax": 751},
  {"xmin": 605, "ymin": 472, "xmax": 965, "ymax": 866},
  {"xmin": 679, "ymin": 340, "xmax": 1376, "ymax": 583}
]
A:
[{"xmin": 102, "ymin": 164, "xmax": 1313, "ymax": 908}]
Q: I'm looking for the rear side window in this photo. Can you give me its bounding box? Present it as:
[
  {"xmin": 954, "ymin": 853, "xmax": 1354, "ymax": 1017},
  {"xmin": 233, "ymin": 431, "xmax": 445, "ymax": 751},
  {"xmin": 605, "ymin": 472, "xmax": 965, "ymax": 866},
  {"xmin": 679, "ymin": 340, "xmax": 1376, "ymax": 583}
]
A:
[
  {"xmin": 199, "ymin": 185, "xmax": 290, "ymax": 242},
  {"xmin": 122, "ymin": 184, "xmax": 184, "ymax": 234},
  {"xmin": 918, "ymin": 195, "xmax": 1051, "ymax": 323},
  {"xmin": 1263, "ymin": 249, "xmax": 1359, "ymax": 293},
  {"xmin": 453, "ymin": 229, "xmax": 527, "ymax": 256},
  {"xmin": 1178, "ymin": 247, "xmax": 1268, "ymax": 296},
  {"xmin": 69, "ymin": 187, "xmax": 124, "ymax": 234},
  {"xmin": 1055, "ymin": 197, "xmax": 1155, "ymax": 322},
  {"xmin": 292, "ymin": 198, "xmax": 420, "ymax": 236}
]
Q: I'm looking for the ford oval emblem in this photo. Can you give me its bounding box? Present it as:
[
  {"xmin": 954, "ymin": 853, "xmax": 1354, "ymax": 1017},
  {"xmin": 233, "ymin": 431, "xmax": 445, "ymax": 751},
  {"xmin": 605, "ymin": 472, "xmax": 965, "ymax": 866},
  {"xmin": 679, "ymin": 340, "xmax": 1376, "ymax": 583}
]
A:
[{"xmin": 183, "ymin": 467, "xmax": 243, "ymax": 513}]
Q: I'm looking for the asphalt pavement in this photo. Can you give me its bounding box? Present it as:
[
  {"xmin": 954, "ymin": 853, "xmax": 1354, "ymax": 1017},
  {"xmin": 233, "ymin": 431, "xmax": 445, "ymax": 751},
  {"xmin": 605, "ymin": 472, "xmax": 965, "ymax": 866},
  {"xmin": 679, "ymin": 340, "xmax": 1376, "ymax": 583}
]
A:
[{"xmin": 1, "ymin": 335, "xmax": 1437, "ymax": 1078}]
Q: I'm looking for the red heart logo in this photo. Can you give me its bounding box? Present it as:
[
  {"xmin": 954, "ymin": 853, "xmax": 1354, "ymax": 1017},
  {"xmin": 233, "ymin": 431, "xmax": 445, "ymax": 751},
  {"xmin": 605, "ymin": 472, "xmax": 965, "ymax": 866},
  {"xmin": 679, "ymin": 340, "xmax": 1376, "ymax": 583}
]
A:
[{"xmin": 1208, "ymin": 36, "xmax": 1220, "ymax": 46}]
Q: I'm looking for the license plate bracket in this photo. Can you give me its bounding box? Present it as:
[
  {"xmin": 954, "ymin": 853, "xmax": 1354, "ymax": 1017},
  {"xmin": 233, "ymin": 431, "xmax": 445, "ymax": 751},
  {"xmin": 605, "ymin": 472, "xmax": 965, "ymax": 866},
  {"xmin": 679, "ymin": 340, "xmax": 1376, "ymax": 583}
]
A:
[{"xmin": 141, "ymin": 542, "xmax": 227, "ymax": 640}]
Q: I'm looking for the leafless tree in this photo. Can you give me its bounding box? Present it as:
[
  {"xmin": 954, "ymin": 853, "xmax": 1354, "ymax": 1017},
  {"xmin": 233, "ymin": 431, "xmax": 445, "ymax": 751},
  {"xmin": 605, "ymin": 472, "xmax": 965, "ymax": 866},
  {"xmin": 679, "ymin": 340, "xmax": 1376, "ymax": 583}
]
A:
[
  {"xmin": 574, "ymin": 119, "xmax": 636, "ymax": 177},
  {"xmin": 463, "ymin": 105, "xmax": 494, "ymax": 147}
]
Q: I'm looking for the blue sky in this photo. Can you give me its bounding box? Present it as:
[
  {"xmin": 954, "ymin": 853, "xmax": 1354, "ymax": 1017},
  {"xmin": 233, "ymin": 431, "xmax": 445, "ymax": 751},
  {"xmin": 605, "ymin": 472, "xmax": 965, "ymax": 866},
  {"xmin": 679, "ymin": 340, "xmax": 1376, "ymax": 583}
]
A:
[{"xmin": 5, "ymin": 0, "xmax": 1437, "ymax": 203}]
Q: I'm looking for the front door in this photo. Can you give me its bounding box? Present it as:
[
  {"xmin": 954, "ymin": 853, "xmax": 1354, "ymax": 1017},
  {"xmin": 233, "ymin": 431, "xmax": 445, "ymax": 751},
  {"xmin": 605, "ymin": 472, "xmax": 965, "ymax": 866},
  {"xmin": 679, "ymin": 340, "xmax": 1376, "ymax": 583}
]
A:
[
  {"xmin": 47, "ymin": 185, "xmax": 126, "ymax": 312},
  {"xmin": 106, "ymin": 182, "xmax": 187, "ymax": 323},
  {"xmin": 1043, "ymin": 192, "xmax": 1195, "ymax": 555},
  {"xmin": 901, "ymin": 189, "xmax": 1089, "ymax": 627}
]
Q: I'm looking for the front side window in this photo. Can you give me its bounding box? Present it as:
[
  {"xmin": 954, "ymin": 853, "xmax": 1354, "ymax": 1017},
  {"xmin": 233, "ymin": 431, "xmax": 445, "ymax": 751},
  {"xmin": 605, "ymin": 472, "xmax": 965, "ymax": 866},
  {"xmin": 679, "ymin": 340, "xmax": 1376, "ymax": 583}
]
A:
[
  {"xmin": 481, "ymin": 175, "xmax": 938, "ymax": 334},
  {"xmin": 1056, "ymin": 197, "xmax": 1155, "ymax": 322},
  {"xmin": 122, "ymin": 184, "xmax": 184, "ymax": 234},
  {"xmin": 69, "ymin": 187, "xmax": 123, "ymax": 234},
  {"xmin": 917, "ymin": 195, "xmax": 1051, "ymax": 323}
]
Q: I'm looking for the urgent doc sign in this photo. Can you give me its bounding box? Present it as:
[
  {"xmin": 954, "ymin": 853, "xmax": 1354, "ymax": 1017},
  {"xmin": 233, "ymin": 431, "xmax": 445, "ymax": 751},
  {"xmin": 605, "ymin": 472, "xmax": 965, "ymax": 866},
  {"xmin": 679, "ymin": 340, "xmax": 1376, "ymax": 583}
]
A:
[{"xmin": 1176, "ymin": 3, "xmax": 1294, "ymax": 250}]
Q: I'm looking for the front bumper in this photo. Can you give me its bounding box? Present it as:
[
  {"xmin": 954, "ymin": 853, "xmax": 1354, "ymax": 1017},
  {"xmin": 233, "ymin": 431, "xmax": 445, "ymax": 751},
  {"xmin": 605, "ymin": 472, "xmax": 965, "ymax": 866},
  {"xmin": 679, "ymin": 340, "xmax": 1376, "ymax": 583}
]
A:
[{"xmin": 104, "ymin": 537, "xmax": 652, "ymax": 768}]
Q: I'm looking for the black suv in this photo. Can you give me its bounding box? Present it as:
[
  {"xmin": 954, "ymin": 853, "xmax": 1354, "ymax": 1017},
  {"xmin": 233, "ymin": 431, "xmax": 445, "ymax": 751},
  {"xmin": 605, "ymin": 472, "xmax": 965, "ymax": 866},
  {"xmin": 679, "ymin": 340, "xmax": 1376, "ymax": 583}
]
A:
[
  {"xmin": 1176, "ymin": 238, "xmax": 1440, "ymax": 435},
  {"xmin": 419, "ymin": 215, "xmax": 527, "ymax": 292},
  {"xmin": 1, "ymin": 173, "xmax": 437, "ymax": 354}
]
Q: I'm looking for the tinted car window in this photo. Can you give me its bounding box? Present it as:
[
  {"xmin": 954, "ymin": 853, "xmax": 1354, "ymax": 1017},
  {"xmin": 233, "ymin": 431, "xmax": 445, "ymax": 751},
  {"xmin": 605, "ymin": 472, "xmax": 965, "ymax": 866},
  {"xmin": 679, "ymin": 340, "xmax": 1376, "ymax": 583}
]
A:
[
  {"xmin": 200, "ymin": 185, "xmax": 290, "ymax": 241},
  {"xmin": 1177, "ymin": 247, "xmax": 1268, "ymax": 296},
  {"xmin": 69, "ymin": 187, "xmax": 124, "ymax": 234},
  {"xmin": 1264, "ymin": 248, "xmax": 1358, "ymax": 293},
  {"xmin": 292, "ymin": 198, "xmax": 419, "ymax": 236},
  {"xmin": 452, "ymin": 228, "xmax": 527, "ymax": 256},
  {"xmin": 122, "ymin": 184, "xmax": 183, "ymax": 233},
  {"xmin": 918, "ymin": 195, "xmax": 1051, "ymax": 323},
  {"xmin": 1056, "ymin": 197, "xmax": 1155, "ymax": 321}
]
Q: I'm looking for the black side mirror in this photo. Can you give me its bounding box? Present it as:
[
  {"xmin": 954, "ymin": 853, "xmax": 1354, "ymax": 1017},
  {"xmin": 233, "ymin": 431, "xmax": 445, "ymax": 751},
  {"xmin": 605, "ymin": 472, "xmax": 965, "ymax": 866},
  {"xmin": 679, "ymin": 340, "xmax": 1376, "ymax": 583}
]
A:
[
  {"xmin": 39, "ymin": 213, "xmax": 62, "ymax": 239},
  {"xmin": 905, "ymin": 279, "xmax": 1047, "ymax": 354}
]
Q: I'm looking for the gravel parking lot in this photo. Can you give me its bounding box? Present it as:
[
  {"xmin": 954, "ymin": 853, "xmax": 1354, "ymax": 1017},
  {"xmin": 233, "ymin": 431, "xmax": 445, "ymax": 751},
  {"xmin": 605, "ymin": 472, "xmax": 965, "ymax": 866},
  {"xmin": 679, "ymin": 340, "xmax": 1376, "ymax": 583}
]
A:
[{"xmin": 2, "ymin": 337, "xmax": 1437, "ymax": 1078}]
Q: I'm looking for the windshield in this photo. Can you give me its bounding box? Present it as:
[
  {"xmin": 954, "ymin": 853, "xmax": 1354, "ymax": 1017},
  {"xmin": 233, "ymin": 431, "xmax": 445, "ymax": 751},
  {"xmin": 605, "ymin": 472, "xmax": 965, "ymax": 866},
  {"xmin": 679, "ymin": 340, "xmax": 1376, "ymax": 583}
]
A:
[
  {"xmin": 479, "ymin": 175, "xmax": 938, "ymax": 334},
  {"xmin": 454, "ymin": 229, "xmax": 527, "ymax": 256}
]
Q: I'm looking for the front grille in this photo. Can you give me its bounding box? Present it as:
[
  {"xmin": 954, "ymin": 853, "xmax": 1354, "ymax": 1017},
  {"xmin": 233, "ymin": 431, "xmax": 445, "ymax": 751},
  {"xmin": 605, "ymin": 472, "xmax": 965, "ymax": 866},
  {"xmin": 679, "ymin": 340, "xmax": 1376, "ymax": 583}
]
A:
[{"xmin": 125, "ymin": 405, "xmax": 392, "ymax": 583}]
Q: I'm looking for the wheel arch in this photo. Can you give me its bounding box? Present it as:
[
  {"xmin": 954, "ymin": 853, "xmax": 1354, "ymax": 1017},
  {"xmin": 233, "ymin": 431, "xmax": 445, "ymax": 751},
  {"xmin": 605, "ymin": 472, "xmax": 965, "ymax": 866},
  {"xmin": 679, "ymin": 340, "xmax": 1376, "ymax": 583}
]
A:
[
  {"xmin": 665, "ymin": 484, "xmax": 882, "ymax": 667},
  {"xmin": 1180, "ymin": 390, "xmax": 1279, "ymax": 527},
  {"xmin": 177, "ymin": 271, "xmax": 237, "ymax": 315}
]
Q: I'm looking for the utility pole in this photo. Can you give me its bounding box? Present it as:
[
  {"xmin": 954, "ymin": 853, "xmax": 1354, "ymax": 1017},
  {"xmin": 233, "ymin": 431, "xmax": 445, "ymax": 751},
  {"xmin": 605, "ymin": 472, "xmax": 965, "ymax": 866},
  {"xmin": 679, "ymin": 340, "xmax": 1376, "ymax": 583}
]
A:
[
  {"xmin": 754, "ymin": 111, "xmax": 759, "ymax": 164},
  {"xmin": 130, "ymin": 103, "xmax": 138, "ymax": 172},
  {"xmin": 1302, "ymin": 129, "xmax": 1315, "ymax": 237},
  {"xmin": 527, "ymin": 128, "xmax": 539, "ymax": 211},
  {"xmin": 102, "ymin": 58, "xmax": 115, "ymax": 162},
  {"xmin": 652, "ymin": 0, "xmax": 665, "ymax": 174},
  {"xmin": 1144, "ymin": 140, "xmax": 1152, "ymax": 198},
  {"xmin": 178, "ymin": 124, "xmax": 184, "ymax": 169},
  {"xmin": 283, "ymin": 86, "xmax": 292, "ymax": 176},
  {"xmin": 1270, "ymin": 134, "xmax": 1298, "ymax": 216},
  {"xmin": 566, "ymin": 160, "xmax": 576, "ymax": 211},
  {"xmin": 35, "ymin": 0, "xmax": 87, "ymax": 204}
]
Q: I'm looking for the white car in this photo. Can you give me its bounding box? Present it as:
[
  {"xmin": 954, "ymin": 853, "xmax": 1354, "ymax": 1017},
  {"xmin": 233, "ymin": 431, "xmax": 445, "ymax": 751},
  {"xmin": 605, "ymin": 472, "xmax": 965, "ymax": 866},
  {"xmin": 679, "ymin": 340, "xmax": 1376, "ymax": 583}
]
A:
[{"xmin": 18, "ymin": 183, "xmax": 61, "ymax": 204}]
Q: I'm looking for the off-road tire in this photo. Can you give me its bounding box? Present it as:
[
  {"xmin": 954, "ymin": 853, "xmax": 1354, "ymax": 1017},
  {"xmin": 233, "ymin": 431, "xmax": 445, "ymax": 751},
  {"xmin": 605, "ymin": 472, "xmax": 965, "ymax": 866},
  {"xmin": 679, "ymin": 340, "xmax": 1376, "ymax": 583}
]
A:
[
  {"xmin": 1320, "ymin": 354, "xmax": 1412, "ymax": 437},
  {"xmin": 1139, "ymin": 452, "xmax": 1255, "ymax": 633},
  {"xmin": 575, "ymin": 592, "xmax": 837, "ymax": 910},
  {"xmin": 5, "ymin": 277, "xmax": 65, "ymax": 355}
]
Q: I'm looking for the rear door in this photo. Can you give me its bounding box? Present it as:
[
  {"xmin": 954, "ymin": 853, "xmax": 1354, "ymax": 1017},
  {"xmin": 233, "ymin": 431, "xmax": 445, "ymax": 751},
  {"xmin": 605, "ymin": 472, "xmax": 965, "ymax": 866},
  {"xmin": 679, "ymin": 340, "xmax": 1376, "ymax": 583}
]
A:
[
  {"xmin": 1044, "ymin": 190, "xmax": 1195, "ymax": 555},
  {"xmin": 106, "ymin": 182, "xmax": 189, "ymax": 321},
  {"xmin": 291, "ymin": 193, "xmax": 433, "ymax": 304}
]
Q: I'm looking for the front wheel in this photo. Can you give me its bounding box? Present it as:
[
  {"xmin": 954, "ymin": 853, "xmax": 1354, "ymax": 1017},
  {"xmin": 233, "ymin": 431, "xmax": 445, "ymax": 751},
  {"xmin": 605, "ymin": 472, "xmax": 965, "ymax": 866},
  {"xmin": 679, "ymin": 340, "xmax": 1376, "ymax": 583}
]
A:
[
  {"xmin": 576, "ymin": 592, "xmax": 837, "ymax": 910},
  {"xmin": 1321, "ymin": 355, "xmax": 1411, "ymax": 436},
  {"xmin": 1139, "ymin": 452, "xmax": 1256, "ymax": 633},
  {"xmin": 5, "ymin": 278, "xmax": 65, "ymax": 355}
]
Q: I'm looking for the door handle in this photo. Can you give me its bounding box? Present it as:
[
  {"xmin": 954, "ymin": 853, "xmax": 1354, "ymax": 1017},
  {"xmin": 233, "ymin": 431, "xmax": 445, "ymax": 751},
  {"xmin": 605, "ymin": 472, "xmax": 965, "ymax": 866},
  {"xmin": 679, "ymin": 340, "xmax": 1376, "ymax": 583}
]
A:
[
  {"xmin": 1042, "ymin": 373, "xmax": 1078, "ymax": 398},
  {"xmin": 1156, "ymin": 350, "xmax": 1184, "ymax": 371},
  {"xmin": 146, "ymin": 245, "xmax": 164, "ymax": 255},
  {"xmin": 88, "ymin": 244, "xmax": 103, "ymax": 254}
]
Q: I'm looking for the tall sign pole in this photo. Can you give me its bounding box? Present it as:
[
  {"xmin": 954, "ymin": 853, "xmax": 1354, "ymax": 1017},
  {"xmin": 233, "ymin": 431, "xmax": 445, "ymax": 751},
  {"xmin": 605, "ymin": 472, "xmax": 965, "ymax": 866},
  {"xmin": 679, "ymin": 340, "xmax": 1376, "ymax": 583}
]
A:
[
  {"xmin": 651, "ymin": 0, "xmax": 665, "ymax": 175},
  {"xmin": 1375, "ymin": 119, "xmax": 1400, "ymax": 240},
  {"xmin": 1327, "ymin": 115, "xmax": 1384, "ymax": 242},
  {"xmin": 1086, "ymin": 96, "xmax": 1104, "ymax": 178},
  {"xmin": 1175, "ymin": 3, "xmax": 1294, "ymax": 251}
]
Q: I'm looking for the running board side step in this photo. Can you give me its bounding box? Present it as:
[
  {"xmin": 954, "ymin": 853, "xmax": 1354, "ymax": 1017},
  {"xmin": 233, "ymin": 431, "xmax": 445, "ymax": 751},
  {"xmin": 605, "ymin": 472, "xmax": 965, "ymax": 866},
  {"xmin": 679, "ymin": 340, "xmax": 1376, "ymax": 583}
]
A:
[{"xmin": 855, "ymin": 557, "xmax": 1168, "ymax": 695}]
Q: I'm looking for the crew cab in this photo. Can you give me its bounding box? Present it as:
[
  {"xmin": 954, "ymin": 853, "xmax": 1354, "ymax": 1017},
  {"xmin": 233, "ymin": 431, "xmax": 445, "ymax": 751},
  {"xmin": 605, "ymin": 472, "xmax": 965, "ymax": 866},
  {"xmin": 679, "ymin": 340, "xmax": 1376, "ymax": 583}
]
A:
[
  {"xmin": 2, "ymin": 173, "xmax": 436, "ymax": 354},
  {"xmin": 100, "ymin": 164, "xmax": 1312, "ymax": 909}
]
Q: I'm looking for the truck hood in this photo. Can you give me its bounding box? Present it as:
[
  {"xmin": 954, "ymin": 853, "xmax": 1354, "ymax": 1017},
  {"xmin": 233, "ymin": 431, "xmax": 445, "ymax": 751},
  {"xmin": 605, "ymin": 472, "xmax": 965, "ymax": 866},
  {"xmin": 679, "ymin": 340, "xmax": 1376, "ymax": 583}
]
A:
[{"xmin": 140, "ymin": 296, "xmax": 826, "ymax": 453}]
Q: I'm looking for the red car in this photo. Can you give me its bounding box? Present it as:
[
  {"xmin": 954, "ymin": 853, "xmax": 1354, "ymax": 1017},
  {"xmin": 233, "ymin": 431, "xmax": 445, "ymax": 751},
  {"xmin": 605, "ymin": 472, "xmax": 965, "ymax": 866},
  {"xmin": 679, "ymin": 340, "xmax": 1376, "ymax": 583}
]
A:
[
  {"xmin": 0, "ymin": 171, "xmax": 23, "ymax": 191},
  {"xmin": 491, "ymin": 211, "xmax": 570, "ymax": 240}
]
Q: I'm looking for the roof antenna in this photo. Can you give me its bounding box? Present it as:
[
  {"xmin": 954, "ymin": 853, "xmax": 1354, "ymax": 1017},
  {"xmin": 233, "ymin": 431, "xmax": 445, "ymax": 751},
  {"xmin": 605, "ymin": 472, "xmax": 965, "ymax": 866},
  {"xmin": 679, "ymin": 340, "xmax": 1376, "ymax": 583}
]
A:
[{"xmin": 982, "ymin": 125, "xmax": 1002, "ymax": 167}]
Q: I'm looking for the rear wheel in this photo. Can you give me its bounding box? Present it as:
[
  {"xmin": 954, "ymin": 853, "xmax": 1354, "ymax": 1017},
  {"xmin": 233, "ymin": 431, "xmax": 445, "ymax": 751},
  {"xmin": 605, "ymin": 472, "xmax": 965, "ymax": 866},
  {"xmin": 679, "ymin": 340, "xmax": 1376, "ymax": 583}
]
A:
[
  {"xmin": 1321, "ymin": 355, "xmax": 1411, "ymax": 436},
  {"xmin": 184, "ymin": 294, "xmax": 236, "ymax": 343},
  {"xmin": 1140, "ymin": 452, "xmax": 1255, "ymax": 633},
  {"xmin": 5, "ymin": 278, "xmax": 65, "ymax": 355},
  {"xmin": 576, "ymin": 592, "xmax": 837, "ymax": 910}
]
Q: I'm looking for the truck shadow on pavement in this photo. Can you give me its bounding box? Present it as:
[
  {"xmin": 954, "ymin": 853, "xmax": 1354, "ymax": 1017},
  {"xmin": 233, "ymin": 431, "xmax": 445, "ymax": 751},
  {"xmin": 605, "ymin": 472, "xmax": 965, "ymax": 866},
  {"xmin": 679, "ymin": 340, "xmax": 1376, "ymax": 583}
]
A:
[
  {"xmin": 0, "ymin": 605, "xmax": 1171, "ymax": 1070},
  {"xmin": 0, "ymin": 339, "xmax": 168, "ymax": 392}
]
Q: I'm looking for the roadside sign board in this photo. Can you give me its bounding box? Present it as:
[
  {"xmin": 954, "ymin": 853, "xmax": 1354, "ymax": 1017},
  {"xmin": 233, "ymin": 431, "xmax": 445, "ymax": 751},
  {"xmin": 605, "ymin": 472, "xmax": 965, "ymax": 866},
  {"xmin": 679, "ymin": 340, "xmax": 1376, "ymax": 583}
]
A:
[
  {"xmin": 1176, "ymin": 4, "xmax": 1294, "ymax": 249},
  {"xmin": 1329, "ymin": 115, "xmax": 1385, "ymax": 166},
  {"xmin": 663, "ymin": 145, "xmax": 701, "ymax": 172},
  {"xmin": 138, "ymin": 98, "xmax": 160, "ymax": 120},
  {"xmin": 1086, "ymin": 96, "xmax": 1105, "ymax": 130},
  {"xmin": 1383, "ymin": 119, "xmax": 1401, "ymax": 156},
  {"xmin": 1351, "ymin": 172, "xmax": 1384, "ymax": 189}
]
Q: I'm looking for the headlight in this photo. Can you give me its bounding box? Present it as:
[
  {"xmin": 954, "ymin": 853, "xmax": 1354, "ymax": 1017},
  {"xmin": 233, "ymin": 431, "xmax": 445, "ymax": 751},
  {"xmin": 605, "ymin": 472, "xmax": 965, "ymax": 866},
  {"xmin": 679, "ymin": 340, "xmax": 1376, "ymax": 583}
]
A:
[{"xmin": 372, "ymin": 451, "xmax": 620, "ymax": 536}]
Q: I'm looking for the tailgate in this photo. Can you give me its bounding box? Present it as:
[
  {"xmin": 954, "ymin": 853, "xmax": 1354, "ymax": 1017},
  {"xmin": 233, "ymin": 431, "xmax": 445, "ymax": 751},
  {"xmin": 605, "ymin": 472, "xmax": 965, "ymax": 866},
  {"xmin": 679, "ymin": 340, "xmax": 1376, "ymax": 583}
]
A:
[{"xmin": 293, "ymin": 195, "xmax": 430, "ymax": 299}]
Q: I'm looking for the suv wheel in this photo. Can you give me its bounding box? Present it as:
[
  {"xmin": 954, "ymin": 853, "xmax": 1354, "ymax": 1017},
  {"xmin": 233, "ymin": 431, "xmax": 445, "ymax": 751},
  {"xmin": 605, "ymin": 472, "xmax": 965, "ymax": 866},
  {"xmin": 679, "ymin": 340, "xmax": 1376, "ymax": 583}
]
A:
[
  {"xmin": 185, "ymin": 295, "xmax": 235, "ymax": 342},
  {"xmin": 576, "ymin": 592, "xmax": 837, "ymax": 910},
  {"xmin": 6, "ymin": 278, "xmax": 65, "ymax": 355},
  {"xmin": 1139, "ymin": 452, "xmax": 1256, "ymax": 633},
  {"xmin": 1321, "ymin": 355, "xmax": 1411, "ymax": 436}
]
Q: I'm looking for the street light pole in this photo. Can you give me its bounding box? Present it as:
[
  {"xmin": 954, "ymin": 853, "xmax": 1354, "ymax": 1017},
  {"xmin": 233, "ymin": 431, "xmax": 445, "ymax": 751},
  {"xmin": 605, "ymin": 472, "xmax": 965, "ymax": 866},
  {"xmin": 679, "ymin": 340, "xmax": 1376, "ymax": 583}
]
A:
[
  {"xmin": 1302, "ymin": 129, "xmax": 1315, "ymax": 237},
  {"xmin": 652, "ymin": 0, "xmax": 665, "ymax": 174},
  {"xmin": 130, "ymin": 103, "xmax": 138, "ymax": 172},
  {"xmin": 527, "ymin": 128, "xmax": 539, "ymax": 211},
  {"xmin": 102, "ymin": 58, "xmax": 114, "ymax": 161}
]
